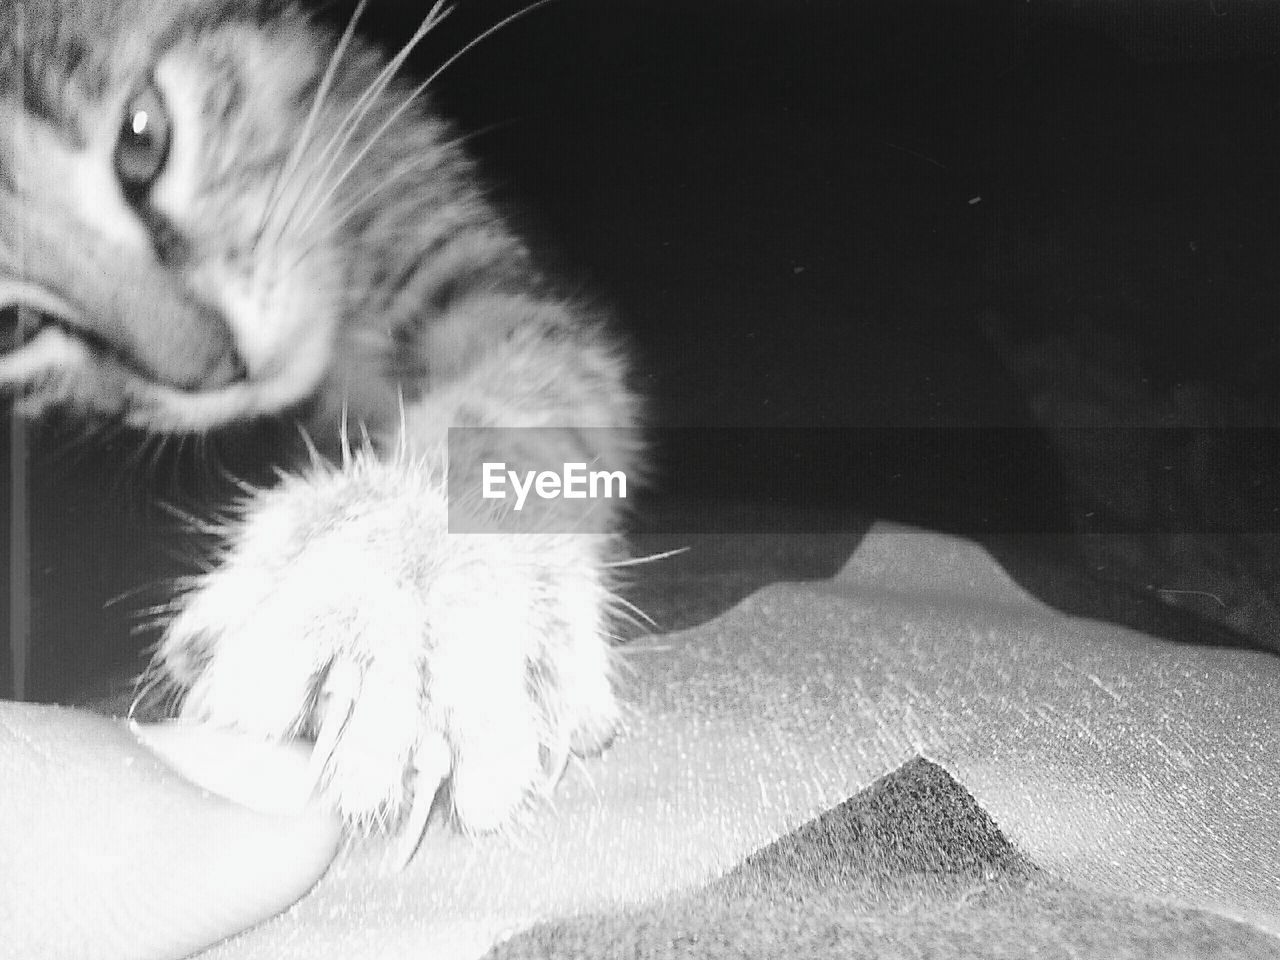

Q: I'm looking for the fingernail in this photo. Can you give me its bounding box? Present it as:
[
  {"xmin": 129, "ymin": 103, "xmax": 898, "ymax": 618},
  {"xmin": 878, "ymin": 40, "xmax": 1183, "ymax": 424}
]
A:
[{"xmin": 131, "ymin": 719, "xmax": 327, "ymax": 817}]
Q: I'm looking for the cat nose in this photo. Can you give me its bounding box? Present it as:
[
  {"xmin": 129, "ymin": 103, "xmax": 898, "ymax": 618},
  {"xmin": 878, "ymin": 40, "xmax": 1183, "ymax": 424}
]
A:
[{"xmin": 151, "ymin": 300, "xmax": 246, "ymax": 391}]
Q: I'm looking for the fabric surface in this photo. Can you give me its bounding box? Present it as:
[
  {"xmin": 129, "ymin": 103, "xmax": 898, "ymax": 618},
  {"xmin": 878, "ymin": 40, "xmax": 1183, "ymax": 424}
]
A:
[
  {"xmin": 489, "ymin": 759, "xmax": 1272, "ymax": 959},
  {"xmin": 200, "ymin": 523, "xmax": 1280, "ymax": 959}
]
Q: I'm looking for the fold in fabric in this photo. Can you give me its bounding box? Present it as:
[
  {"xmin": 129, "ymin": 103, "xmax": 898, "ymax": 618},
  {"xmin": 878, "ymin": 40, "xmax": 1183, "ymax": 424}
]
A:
[
  {"xmin": 486, "ymin": 757, "xmax": 1276, "ymax": 959},
  {"xmin": 188, "ymin": 522, "xmax": 1280, "ymax": 959}
]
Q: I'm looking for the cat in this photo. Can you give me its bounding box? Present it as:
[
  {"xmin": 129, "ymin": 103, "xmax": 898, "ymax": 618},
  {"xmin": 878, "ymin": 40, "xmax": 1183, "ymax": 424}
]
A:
[{"xmin": 0, "ymin": 0, "xmax": 642, "ymax": 859}]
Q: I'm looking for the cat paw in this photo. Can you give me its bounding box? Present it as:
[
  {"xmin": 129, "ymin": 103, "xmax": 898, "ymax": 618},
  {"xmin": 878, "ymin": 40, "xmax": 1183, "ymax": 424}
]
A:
[{"xmin": 146, "ymin": 451, "xmax": 622, "ymax": 850}]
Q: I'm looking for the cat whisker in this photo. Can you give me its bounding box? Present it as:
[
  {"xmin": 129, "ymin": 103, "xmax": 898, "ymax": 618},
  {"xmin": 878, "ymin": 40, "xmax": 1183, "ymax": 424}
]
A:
[
  {"xmin": 604, "ymin": 593, "xmax": 657, "ymax": 631},
  {"xmin": 155, "ymin": 498, "xmax": 226, "ymax": 538},
  {"xmin": 128, "ymin": 669, "xmax": 167, "ymax": 721},
  {"xmin": 602, "ymin": 547, "xmax": 691, "ymax": 568},
  {"xmin": 278, "ymin": 129, "xmax": 470, "ymax": 277},
  {"xmin": 283, "ymin": 123, "xmax": 511, "ymax": 273},
  {"xmin": 102, "ymin": 579, "xmax": 170, "ymax": 612},
  {"xmin": 295, "ymin": 422, "xmax": 328, "ymax": 470},
  {"xmin": 190, "ymin": 429, "xmax": 221, "ymax": 492},
  {"xmin": 390, "ymin": 386, "xmax": 415, "ymax": 464},
  {"xmin": 143, "ymin": 429, "xmax": 172, "ymax": 485},
  {"xmin": 170, "ymin": 430, "xmax": 192, "ymax": 492},
  {"xmin": 117, "ymin": 429, "xmax": 156, "ymax": 482},
  {"xmin": 270, "ymin": 1, "xmax": 451, "ymax": 253},
  {"xmin": 255, "ymin": 0, "xmax": 371, "ymax": 255},
  {"xmin": 295, "ymin": 0, "xmax": 553, "ymax": 239},
  {"xmin": 41, "ymin": 418, "xmax": 98, "ymax": 470},
  {"xmin": 420, "ymin": 0, "xmax": 558, "ymax": 93},
  {"xmin": 338, "ymin": 398, "xmax": 353, "ymax": 469}
]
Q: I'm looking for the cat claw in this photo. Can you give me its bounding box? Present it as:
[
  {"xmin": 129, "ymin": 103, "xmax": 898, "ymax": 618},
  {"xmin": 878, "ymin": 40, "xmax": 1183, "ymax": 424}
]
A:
[
  {"xmin": 388, "ymin": 732, "xmax": 451, "ymax": 870},
  {"xmin": 305, "ymin": 666, "xmax": 358, "ymax": 795}
]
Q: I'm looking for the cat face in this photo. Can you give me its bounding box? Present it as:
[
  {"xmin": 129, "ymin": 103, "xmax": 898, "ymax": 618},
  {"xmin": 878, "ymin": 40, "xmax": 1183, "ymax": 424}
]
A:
[{"xmin": 0, "ymin": 0, "xmax": 463, "ymax": 433}]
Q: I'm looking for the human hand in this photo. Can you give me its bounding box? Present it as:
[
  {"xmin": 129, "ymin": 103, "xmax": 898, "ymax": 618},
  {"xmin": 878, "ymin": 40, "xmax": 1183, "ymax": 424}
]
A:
[{"xmin": 0, "ymin": 702, "xmax": 341, "ymax": 960}]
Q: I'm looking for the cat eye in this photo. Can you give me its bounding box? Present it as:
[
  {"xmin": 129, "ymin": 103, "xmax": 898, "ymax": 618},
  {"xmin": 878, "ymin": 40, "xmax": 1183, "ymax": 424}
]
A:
[{"xmin": 113, "ymin": 83, "xmax": 172, "ymax": 197}]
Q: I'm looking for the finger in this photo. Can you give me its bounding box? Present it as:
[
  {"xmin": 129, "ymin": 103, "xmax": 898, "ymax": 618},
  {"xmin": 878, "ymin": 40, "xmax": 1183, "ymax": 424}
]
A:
[{"xmin": 0, "ymin": 702, "xmax": 342, "ymax": 960}]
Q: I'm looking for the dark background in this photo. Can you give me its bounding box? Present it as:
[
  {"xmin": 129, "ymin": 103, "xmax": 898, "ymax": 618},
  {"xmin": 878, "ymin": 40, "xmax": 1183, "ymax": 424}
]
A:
[
  {"xmin": 8, "ymin": 0, "xmax": 1280, "ymax": 701},
  {"xmin": 372, "ymin": 0, "xmax": 1280, "ymax": 526}
]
